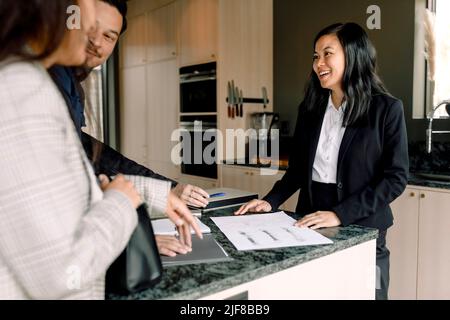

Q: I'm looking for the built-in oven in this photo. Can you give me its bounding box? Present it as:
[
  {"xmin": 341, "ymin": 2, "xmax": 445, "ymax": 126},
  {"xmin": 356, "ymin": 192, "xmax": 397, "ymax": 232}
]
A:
[
  {"xmin": 179, "ymin": 62, "xmax": 217, "ymax": 179},
  {"xmin": 179, "ymin": 115, "xmax": 217, "ymax": 179},
  {"xmin": 180, "ymin": 62, "xmax": 217, "ymax": 113}
]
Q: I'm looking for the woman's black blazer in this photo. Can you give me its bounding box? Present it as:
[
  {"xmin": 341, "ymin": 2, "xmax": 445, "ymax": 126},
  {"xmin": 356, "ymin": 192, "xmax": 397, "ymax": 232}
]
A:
[{"xmin": 263, "ymin": 94, "xmax": 409, "ymax": 230}]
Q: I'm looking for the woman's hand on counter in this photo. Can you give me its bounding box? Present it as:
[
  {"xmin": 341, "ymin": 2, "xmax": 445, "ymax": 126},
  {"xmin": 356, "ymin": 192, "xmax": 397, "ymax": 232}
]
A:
[
  {"xmin": 156, "ymin": 235, "xmax": 192, "ymax": 257},
  {"xmin": 295, "ymin": 211, "xmax": 341, "ymax": 230},
  {"xmin": 166, "ymin": 191, "xmax": 203, "ymax": 249},
  {"xmin": 234, "ymin": 199, "xmax": 272, "ymax": 215}
]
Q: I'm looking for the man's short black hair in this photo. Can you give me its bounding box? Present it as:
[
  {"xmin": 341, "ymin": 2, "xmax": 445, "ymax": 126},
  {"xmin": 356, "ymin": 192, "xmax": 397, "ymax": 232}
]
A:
[{"xmin": 101, "ymin": 0, "xmax": 128, "ymax": 34}]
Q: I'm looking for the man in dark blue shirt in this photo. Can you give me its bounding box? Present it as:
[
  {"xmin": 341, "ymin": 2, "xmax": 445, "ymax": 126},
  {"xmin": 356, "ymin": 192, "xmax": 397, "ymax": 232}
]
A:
[{"xmin": 49, "ymin": 66, "xmax": 86, "ymax": 136}]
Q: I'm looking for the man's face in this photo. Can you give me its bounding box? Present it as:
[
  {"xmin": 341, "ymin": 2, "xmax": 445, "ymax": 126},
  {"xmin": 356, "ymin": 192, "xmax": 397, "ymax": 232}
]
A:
[
  {"xmin": 55, "ymin": 0, "xmax": 96, "ymax": 66},
  {"xmin": 85, "ymin": 0, "xmax": 123, "ymax": 68}
]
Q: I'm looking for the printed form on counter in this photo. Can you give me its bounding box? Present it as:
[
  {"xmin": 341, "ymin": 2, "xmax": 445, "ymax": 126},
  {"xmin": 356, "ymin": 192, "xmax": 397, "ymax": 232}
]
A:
[{"xmin": 211, "ymin": 212, "xmax": 333, "ymax": 251}]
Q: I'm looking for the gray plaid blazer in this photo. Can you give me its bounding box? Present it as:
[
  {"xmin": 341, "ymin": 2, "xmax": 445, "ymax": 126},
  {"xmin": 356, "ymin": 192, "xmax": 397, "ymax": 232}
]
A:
[{"xmin": 0, "ymin": 60, "xmax": 170, "ymax": 299}]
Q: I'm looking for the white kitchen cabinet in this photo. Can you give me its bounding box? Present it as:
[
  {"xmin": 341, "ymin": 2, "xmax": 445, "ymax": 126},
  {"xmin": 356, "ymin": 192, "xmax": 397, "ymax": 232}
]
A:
[
  {"xmin": 221, "ymin": 165, "xmax": 276, "ymax": 197},
  {"xmin": 147, "ymin": 2, "xmax": 178, "ymax": 63},
  {"xmin": 387, "ymin": 185, "xmax": 450, "ymax": 300},
  {"xmin": 120, "ymin": 14, "xmax": 147, "ymax": 68},
  {"xmin": 179, "ymin": 0, "xmax": 218, "ymax": 66},
  {"xmin": 217, "ymin": 0, "xmax": 273, "ymax": 161},
  {"xmin": 120, "ymin": 61, "xmax": 179, "ymax": 181},
  {"xmin": 146, "ymin": 59, "xmax": 179, "ymax": 180},
  {"xmin": 386, "ymin": 187, "xmax": 420, "ymax": 300},
  {"xmin": 120, "ymin": 66, "xmax": 148, "ymax": 165},
  {"xmin": 417, "ymin": 188, "xmax": 450, "ymax": 299},
  {"xmin": 221, "ymin": 165, "xmax": 298, "ymax": 212},
  {"xmin": 121, "ymin": 2, "xmax": 180, "ymax": 181}
]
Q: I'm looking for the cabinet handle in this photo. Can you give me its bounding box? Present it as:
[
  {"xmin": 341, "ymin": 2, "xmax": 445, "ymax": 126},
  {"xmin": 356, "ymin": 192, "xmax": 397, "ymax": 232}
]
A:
[
  {"xmin": 420, "ymin": 193, "xmax": 426, "ymax": 199},
  {"xmin": 172, "ymin": 52, "xmax": 176, "ymax": 56},
  {"xmin": 410, "ymin": 192, "xmax": 416, "ymax": 197},
  {"xmin": 250, "ymin": 172, "xmax": 254, "ymax": 176}
]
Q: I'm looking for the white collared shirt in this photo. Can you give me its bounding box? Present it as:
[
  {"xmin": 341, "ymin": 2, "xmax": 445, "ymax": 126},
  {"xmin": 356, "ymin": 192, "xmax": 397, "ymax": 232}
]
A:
[{"xmin": 312, "ymin": 95, "xmax": 347, "ymax": 184}]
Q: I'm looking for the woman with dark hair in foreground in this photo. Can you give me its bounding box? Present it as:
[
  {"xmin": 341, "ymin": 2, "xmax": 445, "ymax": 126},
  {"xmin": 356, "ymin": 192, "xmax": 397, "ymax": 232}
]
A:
[{"xmin": 0, "ymin": 0, "xmax": 200, "ymax": 299}]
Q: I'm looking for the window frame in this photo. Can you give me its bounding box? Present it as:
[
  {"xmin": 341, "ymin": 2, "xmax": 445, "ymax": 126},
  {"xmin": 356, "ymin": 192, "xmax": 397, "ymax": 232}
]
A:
[{"xmin": 413, "ymin": 0, "xmax": 436, "ymax": 119}]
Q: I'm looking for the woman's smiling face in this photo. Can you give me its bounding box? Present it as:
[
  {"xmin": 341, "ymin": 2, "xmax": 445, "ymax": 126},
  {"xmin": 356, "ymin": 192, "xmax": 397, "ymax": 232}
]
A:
[{"xmin": 313, "ymin": 34, "xmax": 346, "ymax": 93}]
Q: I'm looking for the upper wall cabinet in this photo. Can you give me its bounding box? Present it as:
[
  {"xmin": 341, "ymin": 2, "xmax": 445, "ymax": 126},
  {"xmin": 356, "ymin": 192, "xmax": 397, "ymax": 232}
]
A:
[
  {"xmin": 120, "ymin": 14, "xmax": 147, "ymax": 68},
  {"xmin": 179, "ymin": 0, "xmax": 218, "ymax": 67},
  {"xmin": 218, "ymin": 0, "xmax": 273, "ymax": 107},
  {"xmin": 217, "ymin": 0, "xmax": 273, "ymax": 160},
  {"xmin": 147, "ymin": 2, "xmax": 178, "ymax": 62}
]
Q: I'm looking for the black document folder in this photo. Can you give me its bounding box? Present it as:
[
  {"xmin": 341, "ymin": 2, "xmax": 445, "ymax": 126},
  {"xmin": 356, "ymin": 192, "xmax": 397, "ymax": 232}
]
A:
[
  {"xmin": 161, "ymin": 234, "xmax": 232, "ymax": 267},
  {"xmin": 199, "ymin": 188, "xmax": 258, "ymax": 212}
]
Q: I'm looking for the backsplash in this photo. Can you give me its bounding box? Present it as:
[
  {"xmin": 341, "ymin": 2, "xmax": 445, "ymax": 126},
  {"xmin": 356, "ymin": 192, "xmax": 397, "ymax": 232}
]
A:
[{"xmin": 409, "ymin": 141, "xmax": 450, "ymax": 174}]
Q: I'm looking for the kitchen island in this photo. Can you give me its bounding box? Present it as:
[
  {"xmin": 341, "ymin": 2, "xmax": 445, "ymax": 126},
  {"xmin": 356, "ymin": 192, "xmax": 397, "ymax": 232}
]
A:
[{"xmin": 108, "ymin": 207, "xmax": 378, "ymax": 300}]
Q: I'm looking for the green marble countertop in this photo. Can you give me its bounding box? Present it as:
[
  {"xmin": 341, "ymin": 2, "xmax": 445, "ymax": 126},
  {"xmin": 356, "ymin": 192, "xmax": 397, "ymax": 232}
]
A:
[
  {"xmin": 108, "ymin": 207, "xmax": 378, "ymax": 300},
  {"xmin": 407, "ymin": 174, "xmax": 450, "ymax": 190}
]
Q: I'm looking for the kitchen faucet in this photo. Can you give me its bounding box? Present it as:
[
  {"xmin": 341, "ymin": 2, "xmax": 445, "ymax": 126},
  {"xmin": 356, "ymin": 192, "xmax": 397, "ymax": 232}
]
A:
[{"xmin": 426, "ymin": 100, "xmax": 450, "ymax": 153}]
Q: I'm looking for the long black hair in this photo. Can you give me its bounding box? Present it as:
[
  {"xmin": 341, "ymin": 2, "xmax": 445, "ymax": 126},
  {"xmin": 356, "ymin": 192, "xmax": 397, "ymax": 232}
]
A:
[
  {"xmin": 0, "ymin": 0, "xmax": 75, "ymax": 63},
  {"xmin": 304, "ymin": 22, "xmax": 390, "ymax": 126}
]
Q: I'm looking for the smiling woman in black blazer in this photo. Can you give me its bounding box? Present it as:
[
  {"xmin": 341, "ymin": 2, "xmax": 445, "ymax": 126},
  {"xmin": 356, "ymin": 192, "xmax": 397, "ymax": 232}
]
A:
[{"xmin": 236, "ymin": 22, "xmax": 409, "ymax": 300}]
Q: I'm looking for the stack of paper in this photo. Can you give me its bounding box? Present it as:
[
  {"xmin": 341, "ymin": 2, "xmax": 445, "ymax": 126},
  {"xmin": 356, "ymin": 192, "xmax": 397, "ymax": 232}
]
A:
[
  {"xmin": 211, "ymin": 212, "xmax": 333, "ymax": 251},
  {"xmin": 152, "ymin": 217, "xmax": 232, "ymax": 267},
  {"xmin": 151, "ymin": 217, "xmax": 211, "ymax": 236}
]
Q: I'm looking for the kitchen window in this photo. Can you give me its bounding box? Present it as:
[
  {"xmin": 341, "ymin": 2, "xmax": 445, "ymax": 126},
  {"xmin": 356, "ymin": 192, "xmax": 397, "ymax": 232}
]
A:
[{"xmin": 413, "ymin": 0, "xmax": 450, "ymax": 119}]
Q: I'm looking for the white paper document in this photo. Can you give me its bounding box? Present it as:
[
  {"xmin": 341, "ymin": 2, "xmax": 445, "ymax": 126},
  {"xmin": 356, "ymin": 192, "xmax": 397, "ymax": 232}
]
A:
[
  {"xmin": 152, "ymin": 217, "xmax": 211, "ymax": 236},
  {"xmin": 211, "ymin": 212, "xmax": 333, "ymax": 251}
]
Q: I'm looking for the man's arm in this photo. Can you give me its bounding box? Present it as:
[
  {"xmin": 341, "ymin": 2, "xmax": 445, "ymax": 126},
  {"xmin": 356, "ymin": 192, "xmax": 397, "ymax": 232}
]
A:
[
  {"xmin": 81, "ymin": 132, "xmax": 177, "ymax": 188},
  {"xmin": 81, "ymin": 132, "xmax": 210, "ymax": 209}
]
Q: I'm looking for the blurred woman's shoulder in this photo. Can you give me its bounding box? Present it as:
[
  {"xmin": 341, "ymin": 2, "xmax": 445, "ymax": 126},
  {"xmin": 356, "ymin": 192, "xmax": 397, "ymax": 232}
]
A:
[
  {"xmin": 0, "ymin": 58, "xmax": 44, "ymax": 81},
  {"xmin": 0, "ymin": 59, "xmax": 67, "ymax": 121}
]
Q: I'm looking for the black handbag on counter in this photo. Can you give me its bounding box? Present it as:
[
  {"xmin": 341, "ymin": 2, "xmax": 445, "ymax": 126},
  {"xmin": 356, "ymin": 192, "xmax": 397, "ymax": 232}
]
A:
[{"xmin": 105, "ymin": 204, "xmax": 163, "ymax": 295}]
